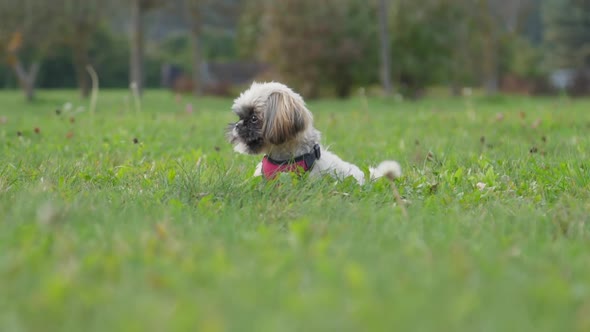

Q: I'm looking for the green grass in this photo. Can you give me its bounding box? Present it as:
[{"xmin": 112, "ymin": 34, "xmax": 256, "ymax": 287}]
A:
[{"xmin": 1, "ymin": 89, "xmax": 589, "ymax": 332}]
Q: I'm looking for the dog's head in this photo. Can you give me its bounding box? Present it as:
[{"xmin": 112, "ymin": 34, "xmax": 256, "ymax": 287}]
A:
[{"xmin": 227, "ymin": 82, "xmax": 313, "ymax": 154}]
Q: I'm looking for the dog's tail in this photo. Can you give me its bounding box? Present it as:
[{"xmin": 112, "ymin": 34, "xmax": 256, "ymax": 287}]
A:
[{"xmin": 369, "ymin": 160, "xmax": 402, "ymax": 181}]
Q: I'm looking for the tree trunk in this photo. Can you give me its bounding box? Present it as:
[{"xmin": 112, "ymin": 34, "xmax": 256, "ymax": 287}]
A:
[
  {"xmin": 483, "ymin": 0, "xmax": 502, "ymax": 95},
  {"xmin": 449, "ymin": 19, "xmax": 468, "ymax": 97},
  {"xmin": 483, "ymin": 35, "xmax": 499, "ymax": 95},
  {"xmin": 335, "ymin": 66, "xmax": 352, "ymax": 98},
  {"xmin": 72, "ymin": 33, "xmax": 91, "ymax": 98},
  {"xmin": 130, "ymin": 0, "xmax": 144, "ymax": 96},
  {"xmin": 378, "ymin": 0, "xmax": 393, "ymax": 96},
  {"xmin": 11, "ymin": 59, "xmax": 40, "ymax": 102},
  {"xmin": 188, "ymin": 2, "xmax": 203, "ymax": 97},
  {"xmin": 191, "ymin": 25, "xmax": 202, "ymax": 96}
]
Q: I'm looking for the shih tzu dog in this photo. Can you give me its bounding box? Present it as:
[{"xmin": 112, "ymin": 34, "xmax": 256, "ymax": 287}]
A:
[{"xmin": 226, "ymin": 82, "xmax": 401, "ymax": 185}]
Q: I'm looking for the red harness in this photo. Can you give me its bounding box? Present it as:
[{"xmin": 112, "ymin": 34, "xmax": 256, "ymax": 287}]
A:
[{"xmin": 261, "ymin": 144, "xmax": 321, "ymax": 180}]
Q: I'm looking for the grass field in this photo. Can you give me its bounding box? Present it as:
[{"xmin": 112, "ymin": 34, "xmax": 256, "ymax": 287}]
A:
[{"xmin": 1, "ymin": 89, "xmax": 589, "ymax": 332}]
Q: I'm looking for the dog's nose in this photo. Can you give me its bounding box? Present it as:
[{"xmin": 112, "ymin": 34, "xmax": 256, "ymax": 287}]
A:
[{"xmin": 236, "ymin": 120, "xmax": 244, "ymax": 127}]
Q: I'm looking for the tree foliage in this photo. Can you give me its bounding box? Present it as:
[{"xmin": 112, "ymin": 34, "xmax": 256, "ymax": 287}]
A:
[
  {"xmin": 387, "ymin": 0, "xmax": 537, "ymax": 96},
  {"xmin": 55, "ymin": 0, "xmax": 111, "ymax": 97},
  {"xmin": 0, "ymin": 0, "xmax": 62, "ymax": 100},
  {"xmin": 241, "ymin": 0, "xmax": 375, "ymax": 98},
  {"xmin": 543, "ymin": 0, "xmax": 590, "ymax": 70},
  {"xmin": 389, "ymin": 0, "xmax": 465, "ymax": 96},
  {"xmin": 237, "ymin": 0, "xmax": 537, "ymax": 98},
  {"xmin": 2, "ymin": 0, "xmax": 585, "ymax": 98},
  {"xmin": 179, "ymin": 0, "xmax": 241, "ymax": 95}
]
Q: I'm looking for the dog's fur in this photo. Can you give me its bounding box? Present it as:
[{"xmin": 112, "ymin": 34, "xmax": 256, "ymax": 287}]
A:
[{"xmin": 227, "ymin": 82, "xmax": 401, "ymax": 184}]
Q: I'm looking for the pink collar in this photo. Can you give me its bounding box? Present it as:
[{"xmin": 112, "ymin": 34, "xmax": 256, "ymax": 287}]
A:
[{"xmin": 261, "ymin": 144, "xmax": 321, "ymax": 180}]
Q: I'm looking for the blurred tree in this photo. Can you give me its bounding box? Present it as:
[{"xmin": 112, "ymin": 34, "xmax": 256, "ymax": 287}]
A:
[
  {"xmin": 543, "ymin": 0, "xmax": 590, "ymax": 70},
  {"xmin": 235, "ymin": 0, "xmax": 263, "ymax": 60},
  {"xmin": 378, "ymin": 0, "xmax": 393, "ymax": 95},
  {"xmin": 185, "ymin": 0, "xmax": 240, "ymax": 95},
  {"xmin": 389, "ymin": 0, "xmax": 461, "ymax": 97},
  {"xmin": 387, "ymin": 0, "xmax": 534, "ymax": 97},
  {"xmin": 477, "ymin": 0, "xmax": 532, "ymax": 94},
  {"xmin": 0, "ymin": 0, "xmax": 60, "ymax": 101},
  {"xmin": 56, "ymin": 0, "xmax": 111, "ymax": 98},
  {"xmin": 186, "ymin": 0, "xmax": 204, "ymax": 95},
  {"xmin": 158, "ymin": 0, "xmax": 240, "ymax": 95},
  {"xmin": 153, "ymin": 31, "xmax": 238, "ymax": 73},
  {"xmin": 247, "ymin": 0, "xmax": 375, "ymax": 98},
  {"xmin": 441, "ymin": 0, "xmax": 475, "ymax": 95},
  {"xmin": 21, "ymin": 25, "xmax": 161, "ymax": 90},
  {"xmin": 325, "ymin": 0, "xmax": 377, "ymax": 97},
  {"xmin": 128, "ymin": 0, "xmax": 165, "ymax": 96}
]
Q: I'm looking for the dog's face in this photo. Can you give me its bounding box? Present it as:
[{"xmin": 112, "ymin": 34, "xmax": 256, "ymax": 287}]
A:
[{"xmin": 227, "ymin": 82, "xmax": 313, "ymax": 154}]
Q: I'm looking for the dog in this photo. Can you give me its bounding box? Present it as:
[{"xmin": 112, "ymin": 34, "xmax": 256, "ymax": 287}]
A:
[{"xmin": 226, "ymin": 82, "xmax": 401, "ymax": 185}]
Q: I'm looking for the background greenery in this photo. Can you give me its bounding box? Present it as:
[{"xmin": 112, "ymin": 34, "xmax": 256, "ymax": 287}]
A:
[
  {"xmin": 1, "ymin": 90, "xmax": 589, "ymax": 331},
  {"xmin": 1, "ymin": 0, "xmax": 589, "ymax": 98}
]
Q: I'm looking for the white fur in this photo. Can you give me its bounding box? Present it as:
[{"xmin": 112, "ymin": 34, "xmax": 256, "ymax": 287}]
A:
[
  {"xmin": 252, "ymin": 149, "xmax": 401, "ymax": 185},
  {"xmin": 230, "ymin": 82, "xmax": 402, "ymax": 185}
]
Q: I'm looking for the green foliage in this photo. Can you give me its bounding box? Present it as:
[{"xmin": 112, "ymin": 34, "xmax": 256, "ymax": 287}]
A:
[
  {"xmin": 0, "ymin": 63, "xmax": 15, "ymax": 89},
  {"xmin": 386, "ymin": 0, "xmax": 561, "ymax": 95},
  {"xmin": 543, "ymin": 0, "xmax": 590, "ymax": 69},
  {"xmin": 235, "ymin": 0, "xmax": 263, "ymax": 59},
  {"xmin": 0, "ymin": 0, "xmax": 62, "ymax": 60},
  {"xmin": 0, "ymin": 25, "xmax": 243, "ymax": 90},
  {"xmin": 157, "ymin": 30, "xmax": 238, "ymax": 70},
  {"xmin": 244, "ymin": 0, "xmax": 376, "ymax": 98},
  {"xmin": 157, "ymin": 34, "xmax": 194, "ymax": 72},
  {"xmin": 502, "ymin": 35, "xmax": 547, "ymax": 79},
  {"xmin": 89, "ymin": 26, "xmax": 140, "ymax": 88},
  {"xmin": 389, "ymin": 0, "xmax": 464, "ymax": 94},
  {"xmin": 1, "ymin": 90, "xmax": 590, "ymax": 331},
  {"xmin": 238, "ymin": 0, "xmax": 503, "ymax": 97},
  {"xmin": 1, "ymin": 26, "xmax": 166, "ymax": 89},
  {"xmin": 1, "ymin": 0, "xmax": 568, "ymax": 97}
]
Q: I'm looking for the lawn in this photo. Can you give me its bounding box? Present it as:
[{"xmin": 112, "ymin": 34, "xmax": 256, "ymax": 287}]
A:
[{"xmin": 1, "ymin": 89, "xmax": 589, "ymax": 332}]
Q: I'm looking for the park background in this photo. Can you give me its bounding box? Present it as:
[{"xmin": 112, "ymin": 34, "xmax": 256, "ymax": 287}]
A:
[
  {"xmin": 0, "ymin": 0, "xmax": 589, "ymax": 100},
  {"xmin": 1, "ymin": 1, "xmax": 590, "ymax": 332}
]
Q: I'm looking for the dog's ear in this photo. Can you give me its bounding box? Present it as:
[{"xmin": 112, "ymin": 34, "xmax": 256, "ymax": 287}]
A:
[{"xmin": 263, "ymin": 91, "xmax": 311, "ymax": 145}]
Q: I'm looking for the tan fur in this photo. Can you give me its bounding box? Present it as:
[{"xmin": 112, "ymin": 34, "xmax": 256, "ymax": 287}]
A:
[{"xmin": 263, "ymin": 91, "xmax": 312, "ymax": 145}]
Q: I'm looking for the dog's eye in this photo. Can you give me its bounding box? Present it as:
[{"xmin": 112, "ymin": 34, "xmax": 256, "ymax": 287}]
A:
[{"xmin": 250, "ymin": 116, "xmax": 259, "ymax": 123}]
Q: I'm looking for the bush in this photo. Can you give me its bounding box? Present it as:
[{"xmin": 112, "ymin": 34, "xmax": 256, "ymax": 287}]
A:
[{"xmin": 240, "ymin": 0, "xmax": 376, "ymax": 98}]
